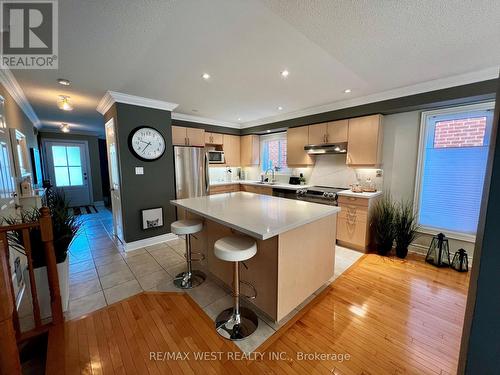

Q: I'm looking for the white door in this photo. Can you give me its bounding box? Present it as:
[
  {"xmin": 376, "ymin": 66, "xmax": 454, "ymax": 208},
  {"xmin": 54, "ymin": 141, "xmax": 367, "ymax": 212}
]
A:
[
  {"xmin": 105, "ymin": 119, "xmax": 123, "ymax": 242},
  {"xmin": 44, "ymin": 141, "xmax": 92, "ymax": 206},
  {"xmin": 0, "ymin": 99, "xmax": 19, "ymax": 218}
]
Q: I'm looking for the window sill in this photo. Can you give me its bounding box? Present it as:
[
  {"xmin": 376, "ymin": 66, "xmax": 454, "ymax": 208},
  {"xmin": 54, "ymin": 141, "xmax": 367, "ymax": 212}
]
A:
[{"xmin": 417, "ymin": 225, "xmax": 476, "ymax": 243}]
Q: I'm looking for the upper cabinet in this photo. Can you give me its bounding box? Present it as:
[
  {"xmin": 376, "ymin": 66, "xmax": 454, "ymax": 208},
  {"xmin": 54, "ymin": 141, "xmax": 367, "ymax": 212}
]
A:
[
  {"xmin": 346, "ymin": 115, "xmax": 383, "ymax": 167},
  {"xmin": 240, "ymin": 135, "xmax": 260, "ymax": 166},
  {"xmin": 287, "ymin": 126, "xmax": 313, "ymax": 166},
  {"xmin": 205, "ymin": 132, "xmax": 223, "ymax": 145},
  {"xmin": 308, "ymin": 120, "xmax": 348, "ymax": 144},
  {"xmin": 171, "ymin": 126, "xmax": 205, "ymax": 146},
  {"xmin": 223, "ymin": 134, "xmax": 241, "ymax": 166}
]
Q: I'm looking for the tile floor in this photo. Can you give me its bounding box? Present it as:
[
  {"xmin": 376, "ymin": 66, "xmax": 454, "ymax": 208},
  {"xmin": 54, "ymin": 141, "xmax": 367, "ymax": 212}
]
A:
[{"xmin": 22, "ymin": 206, "xmax": 363, "ymax": 353}]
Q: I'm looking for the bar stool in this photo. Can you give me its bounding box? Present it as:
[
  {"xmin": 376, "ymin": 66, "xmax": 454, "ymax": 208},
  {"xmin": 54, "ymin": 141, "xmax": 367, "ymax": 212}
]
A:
[
  {"xmin": 170, "ymin": 219, "xmax": 206, "ymax": 289},
  {"xmin": 214, "ymin": 236, "xmax": 258, "ymax": 340}
]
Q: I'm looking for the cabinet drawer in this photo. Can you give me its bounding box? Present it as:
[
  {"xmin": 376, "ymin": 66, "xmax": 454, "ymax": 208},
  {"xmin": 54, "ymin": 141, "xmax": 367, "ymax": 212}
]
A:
[
  {"xmin": 338, "ymin": 195, "xmax": 369, "ymax": 207},
  {"xmin": 338, "ymin": 204, "xmax": 368, "ymax": 223},
  {"xmin": 241, "ymin": 184, "xmax": 272, "ymax": 195},
  {"xmin": 337, "ymin": 214, "xmax": 368, "ymax": 247}
]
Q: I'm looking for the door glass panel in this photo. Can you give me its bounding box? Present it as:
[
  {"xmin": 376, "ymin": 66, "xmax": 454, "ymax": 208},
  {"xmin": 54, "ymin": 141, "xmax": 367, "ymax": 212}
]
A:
[
  {"xmin": 68, "ymin": 166, "xmax": 83, "ymax": 186},
  {"xmin": 67, "ymin": 146, "xmax": 81, "ymax": 166},
  {"xmin": 54, "ymin": 166, "xmax": 70, "ymax": 186},
  {"xmin": 52, "ymin": 146, "xmax": 68, "ymax": 166}
]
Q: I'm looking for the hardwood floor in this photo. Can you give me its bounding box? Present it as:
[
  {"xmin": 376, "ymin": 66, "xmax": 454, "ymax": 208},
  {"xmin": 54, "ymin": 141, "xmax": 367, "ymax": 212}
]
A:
[{"xmin": 46, "ymin": 254, "xmax": 469, "ymax": 374}]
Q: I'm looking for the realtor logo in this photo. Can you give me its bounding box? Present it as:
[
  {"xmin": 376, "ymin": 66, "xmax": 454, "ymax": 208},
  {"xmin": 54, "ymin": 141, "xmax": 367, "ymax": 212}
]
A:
[{"xmin": 1, "ymin": 0, "xmax": 58, "ymax": 69}]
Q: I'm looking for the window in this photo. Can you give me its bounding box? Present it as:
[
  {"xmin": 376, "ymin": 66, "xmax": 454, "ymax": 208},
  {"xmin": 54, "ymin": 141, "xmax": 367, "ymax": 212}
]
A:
[
  {"xmin": 52, "ymin": 145, "xmax": 84, "ymax": 187},
  {"xmin": 260, "ymin": 132, "xmax": 288, "ymax": 173},
  {"xmin": 415, "ymin": 103, "xmax": 494, "ymax": 240}
]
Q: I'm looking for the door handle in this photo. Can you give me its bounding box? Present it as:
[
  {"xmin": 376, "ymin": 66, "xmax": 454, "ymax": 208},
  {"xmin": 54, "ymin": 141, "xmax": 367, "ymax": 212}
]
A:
[{"xmin": 204, "ymin": 152, "xmax": 210, "ymax": 194}]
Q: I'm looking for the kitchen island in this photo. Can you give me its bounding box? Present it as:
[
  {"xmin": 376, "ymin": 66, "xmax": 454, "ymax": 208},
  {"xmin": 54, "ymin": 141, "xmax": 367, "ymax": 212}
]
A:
[{"xmin": 171, "ymin": 191, "xmax": 340, "ymax": 322}]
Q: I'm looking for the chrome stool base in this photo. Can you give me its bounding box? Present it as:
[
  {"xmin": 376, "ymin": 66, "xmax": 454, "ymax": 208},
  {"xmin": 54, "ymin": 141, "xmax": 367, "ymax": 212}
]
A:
[
  {"xmin": 173, "ymin": 270, "xmax": 206, "ymax": 289},
  {"xmin": 215, "ymin": 307, "xmax": 258, "ymax": 340}
]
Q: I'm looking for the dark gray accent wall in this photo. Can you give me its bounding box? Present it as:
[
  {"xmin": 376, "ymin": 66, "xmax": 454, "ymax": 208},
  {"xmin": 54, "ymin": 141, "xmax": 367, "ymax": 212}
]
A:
[
  {"xmin": 460, "ymin": 76, "xmax": 500, "ymax": 374},
  {"xmin": 105, "ymin": 102, "xmax": 176, "ymax": 244},
  {"xmin": 241, "ymin": 79, "xmax": 498, "ymax": 135},
  {"xmin": 39, "ymin": 132, "xmax": 104, "ymax": 202},
  {"xmin": 171, "ymin": 119, "xmax": 240, "ymax": 135}
]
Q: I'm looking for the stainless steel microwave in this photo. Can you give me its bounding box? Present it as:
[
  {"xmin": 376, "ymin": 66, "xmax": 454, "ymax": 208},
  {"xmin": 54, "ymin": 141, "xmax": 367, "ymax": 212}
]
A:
[{"xmin": 208, "ymin": 150, "xmax": 225, "ymax": 164}]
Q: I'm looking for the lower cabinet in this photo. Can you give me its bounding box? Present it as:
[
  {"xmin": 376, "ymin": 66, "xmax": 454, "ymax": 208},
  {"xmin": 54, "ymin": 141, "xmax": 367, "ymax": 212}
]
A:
[
  {"xmin": 209, "ymin": 184, "xmax": 240, "ymax": 195},
  {"xmin": 240, "ymin": 184, "xmax": 273, "ymax": 195},
  {"xmin": 336, "ymin": 195, "xmax": 378, "ymax": 251}
]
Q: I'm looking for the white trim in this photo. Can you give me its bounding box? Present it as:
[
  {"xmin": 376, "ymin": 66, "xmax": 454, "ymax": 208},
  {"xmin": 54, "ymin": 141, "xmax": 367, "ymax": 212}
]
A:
[
  {"xmin": 96, "ymin": 91, "xmax": 179, "ymax": 115},
  {"xmin": 121, "ymin": 233, "xmax": 178, "ymax": 252},
  {"xmin": 240, "ymin": 66, "xmax": 499, "ymax": 128},
  {"xmin": 171, "ymin": 112, "xmax": 240, "ymax": 129},
  {"xmin": 0, "ymin": 68, "xmax": 41, "ymax": 128},
  {"xmin": 413, "ymin": 101, "xmax": 495, "ymax": 239}
]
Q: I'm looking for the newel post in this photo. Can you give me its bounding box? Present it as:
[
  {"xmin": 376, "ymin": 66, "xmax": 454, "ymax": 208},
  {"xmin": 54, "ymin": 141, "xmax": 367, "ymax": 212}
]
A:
[{"xmin": 39, "ymin": 207, "xmax": 64, "ymax": 325}]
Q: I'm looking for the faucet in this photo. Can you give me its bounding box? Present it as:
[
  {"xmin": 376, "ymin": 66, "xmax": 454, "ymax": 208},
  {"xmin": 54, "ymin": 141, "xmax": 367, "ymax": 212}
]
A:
[{"xmin": 265, "ymin": 168, "xmax": 275, "ymax": 183}]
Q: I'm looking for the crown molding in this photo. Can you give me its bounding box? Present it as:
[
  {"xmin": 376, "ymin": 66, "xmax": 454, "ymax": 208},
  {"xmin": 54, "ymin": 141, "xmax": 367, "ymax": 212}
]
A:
[
  {"xmin": 0, "ymin": 68, "xmax": 41, "ymax": 128},
  {"xmin": 171, "ymin": 112, "xmax": 241, "ymax": 129},
  {"xmin": 96, "ymin": 90, "xmax": 179, "ymax": 115},
  {"xmin": 240, "ymin": 66, "xmax": 500, "ymax": 128}
]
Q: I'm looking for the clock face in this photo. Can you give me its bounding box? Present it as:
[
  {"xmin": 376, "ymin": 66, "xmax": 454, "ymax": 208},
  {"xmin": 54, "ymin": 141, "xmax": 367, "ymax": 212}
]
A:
[{"xmin": 129, "ymin": 127, "xmax": 166, "ymax": 161}]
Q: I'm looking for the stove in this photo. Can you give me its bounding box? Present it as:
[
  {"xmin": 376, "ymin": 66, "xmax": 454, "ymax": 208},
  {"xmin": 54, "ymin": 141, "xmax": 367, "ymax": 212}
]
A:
[{"xmin": 295, "ymin": 186, "xmax": 345, "ymax": 206}]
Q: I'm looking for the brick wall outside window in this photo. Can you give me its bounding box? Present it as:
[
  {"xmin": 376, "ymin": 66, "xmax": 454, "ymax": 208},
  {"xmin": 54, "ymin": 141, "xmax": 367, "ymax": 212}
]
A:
[
  {"xmin": 264, "ymin": 139, "xmax": 287, "ymax": 170},
  {"xmin": 434, "ymin": 117, "xmax": 487, "ymax": 148}
]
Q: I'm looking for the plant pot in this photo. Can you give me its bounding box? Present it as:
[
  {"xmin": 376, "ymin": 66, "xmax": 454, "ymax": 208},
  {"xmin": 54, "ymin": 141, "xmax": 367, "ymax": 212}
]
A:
[
  {"xmin": 377, "ymin": 243, "xmax": 393, "ymax": 256},
  {"xmin": 395, "ymin": 246, "xmax": 409, "ymax": 259},
  {"xmin": 33, "ymin": 256, "xmax": 69, "ymax": 319}
]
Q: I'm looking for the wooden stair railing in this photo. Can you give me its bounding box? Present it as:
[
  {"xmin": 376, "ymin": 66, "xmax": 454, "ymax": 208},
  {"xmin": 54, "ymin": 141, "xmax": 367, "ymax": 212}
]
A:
[{"xmin": 0, "ymin": 207, "xmax": 62, "ymax": 375}]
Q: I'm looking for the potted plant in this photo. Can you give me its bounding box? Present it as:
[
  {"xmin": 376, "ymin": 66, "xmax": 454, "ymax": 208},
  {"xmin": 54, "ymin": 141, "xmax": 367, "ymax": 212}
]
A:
[
  {"xmin": 370, "ymin": 194, "xmax": 396, "ymax": 255},
  {"xmin": 394, "ymin": 200, "xmax": 419, "ymax": 259},
  {"xmin": 3, "ymin": 188, "xmax": 81, "ymax": 318}
]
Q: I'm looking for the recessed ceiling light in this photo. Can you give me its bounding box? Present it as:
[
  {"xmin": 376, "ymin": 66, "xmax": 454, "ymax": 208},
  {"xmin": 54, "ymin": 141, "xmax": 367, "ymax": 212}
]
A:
[
  {"xmin": 344, "ymin": 89, "xmax": 352, "ymax": 93},
  {"xmin": 57, "ymin": 78, "xmax": 71, "ymax": 86},
  {"xmin": 277, "ymin": 106, "xmax": 283, "ymax": 111},
  {"xmin": 266, "ymin": 130, "xmax": 271, "ymax": 133},
  {"xmin": 281, "ymin": 70, "xmax": 289, "ymax": 78},
  {"xmin": 202, "ymin": 73, "xmax": 210, "ymax": 80},
  {"xmin": 57, "ymin": 95, "xmax": 73, "ymax": 111},
  {"xmin": 60, "ymin": 123, "xmax": 70, "ymax": 133},
  {"xmin": 237, "ymin": 117, "xmax": 242, "ymax": 121}
]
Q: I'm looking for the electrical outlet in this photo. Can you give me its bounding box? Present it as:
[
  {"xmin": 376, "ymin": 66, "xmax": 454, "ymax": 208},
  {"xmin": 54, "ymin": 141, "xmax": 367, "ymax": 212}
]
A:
[
  {"xmin": 135, "ymin": 167, "xmax": 144, "ymax": 175},
  {"xmin": 376, "ymin": 169, "xmax": 383, "ymax": 178}
]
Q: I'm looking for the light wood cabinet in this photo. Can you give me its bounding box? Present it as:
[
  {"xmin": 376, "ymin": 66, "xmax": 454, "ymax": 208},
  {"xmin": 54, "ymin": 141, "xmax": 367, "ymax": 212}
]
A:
[
  {"xmin": 209, "ymin": 184, "xmax": 240, "ymax": 195},
  {"xmin": 171, "ymin": 126, "xmax": 205, "ymax": 146},
  {"xmin": 287, "ymin": 126, "xmax": 313, "ymax": 166},
  {"xmin": 240, "ymin": 135, "xmax": 260, "ymax": 166},
  {"xmin": 240, "ymin": 184, "xmax": 273, "ymax": 195},
  {"xmin": 336, "ymin": 194, "xmax": 380, "ymax": 252},
  {"xmin": 222, "ymin": 134, "xmax": 240, "ymax": 166},
  {"xmin": 347, "ymin": 115, "xmax": 383, "ymax": 166},
  {"xmin": 308, "ymin": 123, "xmax": 328, "ymax": 144},
  {"xmin": 308, "ymin": 120, "xmax": 348, "ymax": 144},
  {"xmin": 205, "ymin": 132, "xmax": 223, "ymax": 145},
  {"xmin": 327, "ymin": 120, "xmax": 348, "ymax": 143}
]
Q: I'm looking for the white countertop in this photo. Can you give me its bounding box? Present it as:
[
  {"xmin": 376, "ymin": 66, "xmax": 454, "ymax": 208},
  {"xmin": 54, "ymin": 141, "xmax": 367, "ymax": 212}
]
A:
[
  {"xmin": 171, "ymin": 191, "xmax": 340, "ymax": 240},
  {"xmin": 210, "ymin": 180, "xmax": 311, "ymax": 190},
  {"xmin": 337, "ymin": 190, "xmax": 383, "ymax": 198}
]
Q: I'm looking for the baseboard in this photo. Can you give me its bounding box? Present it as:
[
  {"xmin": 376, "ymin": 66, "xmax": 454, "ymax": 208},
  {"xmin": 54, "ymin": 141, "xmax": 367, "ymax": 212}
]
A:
[
  {"xmin": 93, "ymin": 200, "xmax": 104, "ymax": 206},
  {"xmin": 122, "ymin": 233, "xmax": 178, "ymax": 252}
]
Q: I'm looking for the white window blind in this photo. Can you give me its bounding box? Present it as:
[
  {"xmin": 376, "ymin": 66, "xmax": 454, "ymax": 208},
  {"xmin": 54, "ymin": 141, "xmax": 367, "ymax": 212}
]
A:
[{"xmin": 415, "ymin": 103, "xmax": 494, "ymax": 239}]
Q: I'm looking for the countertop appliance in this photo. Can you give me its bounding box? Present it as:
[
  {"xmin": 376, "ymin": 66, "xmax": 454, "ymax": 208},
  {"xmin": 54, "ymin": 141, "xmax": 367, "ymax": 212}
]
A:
[
  {"xmin": 174, "ymin": 146, "xmax": 209, "ymax": 203},
  {"xmin": 295, "ymin": 186, "xmax": 345, "ymax": 206},
  {"xmin": 208, "ymin": 150, "xmax": 225, "ymax": 164}
]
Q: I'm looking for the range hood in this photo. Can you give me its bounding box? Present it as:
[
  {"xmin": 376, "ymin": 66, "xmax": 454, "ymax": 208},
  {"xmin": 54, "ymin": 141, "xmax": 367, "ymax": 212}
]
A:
[{"xmin": 304, "ymin": 142, "xmax": 348, "ymax": 155}]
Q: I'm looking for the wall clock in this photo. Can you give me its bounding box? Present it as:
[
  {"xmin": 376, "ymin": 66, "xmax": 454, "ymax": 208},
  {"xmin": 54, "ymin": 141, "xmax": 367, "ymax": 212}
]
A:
[{"xmin": 128, "ymin": 126, "xmax": 166, "ymax": 161}]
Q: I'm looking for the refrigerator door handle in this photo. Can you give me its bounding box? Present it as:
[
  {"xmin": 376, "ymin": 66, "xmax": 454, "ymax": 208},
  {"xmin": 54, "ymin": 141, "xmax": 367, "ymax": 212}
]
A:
[{"xmin": 204, "ymin": 152, "xmax": 210, "ymax": 194}]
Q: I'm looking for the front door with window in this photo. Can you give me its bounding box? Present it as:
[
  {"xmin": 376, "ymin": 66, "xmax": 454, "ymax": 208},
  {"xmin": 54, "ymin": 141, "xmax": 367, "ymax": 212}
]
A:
[{"xmin": 44, "ymin": 141, "xmax": 91, "ymax": 206}]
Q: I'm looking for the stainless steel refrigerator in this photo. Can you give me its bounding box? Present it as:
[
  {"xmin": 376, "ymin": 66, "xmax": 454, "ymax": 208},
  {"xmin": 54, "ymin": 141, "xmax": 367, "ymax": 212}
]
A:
[{"xmin": 174, "ymin": 147, "xmax": 209, "ymax": 218}]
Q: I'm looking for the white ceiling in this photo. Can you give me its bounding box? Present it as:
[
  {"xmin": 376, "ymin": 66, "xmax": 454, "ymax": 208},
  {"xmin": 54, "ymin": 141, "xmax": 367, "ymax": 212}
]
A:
[{"xmin": 9, "ymin": 0, "xmax": 500, "ymax": 135}]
